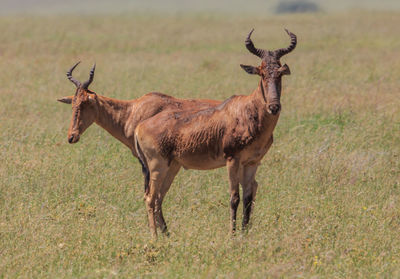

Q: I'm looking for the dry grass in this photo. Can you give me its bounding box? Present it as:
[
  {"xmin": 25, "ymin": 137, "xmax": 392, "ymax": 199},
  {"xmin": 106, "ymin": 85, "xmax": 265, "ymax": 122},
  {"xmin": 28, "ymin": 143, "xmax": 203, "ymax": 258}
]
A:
[{"xmin": 0, "ymin": 11, "xmax": 399, "ymax": 278}]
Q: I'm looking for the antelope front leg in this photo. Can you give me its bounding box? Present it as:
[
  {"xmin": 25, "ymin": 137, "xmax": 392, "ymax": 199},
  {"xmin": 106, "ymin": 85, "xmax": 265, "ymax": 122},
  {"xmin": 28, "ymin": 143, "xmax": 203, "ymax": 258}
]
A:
[
  {"xmin": 144, "ymin": 183, "xmax": 158, "ymax": 238},
  {"xmin": 155, "ymin": 162, "xmax": 181, "ymax": 234},
  {"xmin": 227, "ymin": 156, "xmax": 240, "ymax": 233},
  {"xmin": 241, "ymin": 163, "xmax": 259, "ymax": 229},
  {"xmin": 145, "ymin": 166, "xmax": 168, "ymax": 238}
]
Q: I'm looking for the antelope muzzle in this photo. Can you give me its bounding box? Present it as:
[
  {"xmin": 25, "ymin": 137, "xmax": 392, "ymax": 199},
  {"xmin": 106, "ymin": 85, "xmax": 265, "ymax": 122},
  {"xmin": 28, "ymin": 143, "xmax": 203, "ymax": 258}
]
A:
[
  {"xmin": 267, "ymin": 82, "xmax": 281, "ymax": 115},
  {"xmin": 68, "ymin": 133, "xmax": 80, "ymax": 144},
  {"xmin": 268, "ymin": 104, "xmax": 281, "ymax": 115}
]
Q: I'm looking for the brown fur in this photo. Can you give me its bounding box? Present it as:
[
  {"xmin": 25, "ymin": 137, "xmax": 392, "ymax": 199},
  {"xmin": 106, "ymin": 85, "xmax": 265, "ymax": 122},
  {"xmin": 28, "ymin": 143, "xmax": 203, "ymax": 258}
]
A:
[
  {"xmin": 59, "ymin": 90, "xmax": 220, "ymax": 153},
  {"xmin": 135, "ymin": 29, "xmax": 297, "ymax": 237},
  {"xmin": 136, "ymin": 80, "xmax": 280, "ymax": 169},
  {"xmin": 59, "ymin": 63, "xmax": 222, "ymax": 235}
]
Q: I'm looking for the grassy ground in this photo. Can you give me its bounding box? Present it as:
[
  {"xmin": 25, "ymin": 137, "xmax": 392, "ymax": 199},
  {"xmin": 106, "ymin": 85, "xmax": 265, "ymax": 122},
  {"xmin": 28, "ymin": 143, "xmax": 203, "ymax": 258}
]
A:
[{"xmin": 0, "ymin": 11, "xmax": 399, "ymax": 278}]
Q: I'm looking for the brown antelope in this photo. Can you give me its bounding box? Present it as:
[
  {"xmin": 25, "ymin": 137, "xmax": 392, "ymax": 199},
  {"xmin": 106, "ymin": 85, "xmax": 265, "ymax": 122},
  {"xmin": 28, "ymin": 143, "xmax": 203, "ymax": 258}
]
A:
[
  {"xmin": 58, "ymin": 62, "xmax": 220, "ymax": 231},
  {"xmin": 135, "ymin": 29, "xmax": 297, "ymax": 237}
]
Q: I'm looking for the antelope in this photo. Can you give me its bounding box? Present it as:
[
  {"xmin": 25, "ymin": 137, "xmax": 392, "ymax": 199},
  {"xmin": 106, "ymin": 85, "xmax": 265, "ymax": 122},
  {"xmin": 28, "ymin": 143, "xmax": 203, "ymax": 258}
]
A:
[
  {"xmin": 58, "ymin": 62, "xmax": 221, "ymax": 229},
  {"xmin": 58, "ymin": 62, "xmax": 220, "ymax": 152},
  {"xmin": 135, "ymin": 29, "xmax": 297, "ymax": 237}
]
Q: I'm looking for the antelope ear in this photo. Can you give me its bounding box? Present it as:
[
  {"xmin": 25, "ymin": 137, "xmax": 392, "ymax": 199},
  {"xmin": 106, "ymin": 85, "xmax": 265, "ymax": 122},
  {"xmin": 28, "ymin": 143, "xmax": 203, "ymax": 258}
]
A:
[
  {"xmin": 278, "ymin": 64, "xmax": 291, "ymax": 75},
  {"xmin": 240, "ymin": 64, "xmax": 261, "ymax": 75},
  {"xmin": 57, "ymin": 96, "xmax": 73, "ymax": 104}
]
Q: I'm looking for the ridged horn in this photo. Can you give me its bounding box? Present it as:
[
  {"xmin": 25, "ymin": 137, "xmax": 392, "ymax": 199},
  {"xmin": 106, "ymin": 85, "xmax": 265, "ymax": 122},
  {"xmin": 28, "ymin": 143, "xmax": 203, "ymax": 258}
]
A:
[
  {"xmin": 245, "ymin": 28, "xmax": 266, "ymax": 58},
  {"xmin": 274, "ymin": 29, "xmax": 297, "ymax": 59},
  {"xmin": 66, "ymin": 61, "xmax": 81, "ymax": 88},
  {"xmin": 82, "ymin": 63, "xmax": 96, "ymax": 89}
]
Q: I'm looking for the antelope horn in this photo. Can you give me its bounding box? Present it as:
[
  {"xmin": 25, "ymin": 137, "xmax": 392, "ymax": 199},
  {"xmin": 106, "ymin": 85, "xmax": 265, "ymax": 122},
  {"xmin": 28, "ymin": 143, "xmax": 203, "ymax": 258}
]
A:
[
  {"xmin": 274, "ymin": 29, "xmax": 297, "ymax": 59},
  {"xmin": 66, "ymin": 61, "xmax": 81, "ymax": 88},
  {"xmin": 82, "ymin": 63, "xmax": 96, "ymax": 89},
  {"xmin": 245, "ymin": 28, "xmax": 266, "ymax": 58}
]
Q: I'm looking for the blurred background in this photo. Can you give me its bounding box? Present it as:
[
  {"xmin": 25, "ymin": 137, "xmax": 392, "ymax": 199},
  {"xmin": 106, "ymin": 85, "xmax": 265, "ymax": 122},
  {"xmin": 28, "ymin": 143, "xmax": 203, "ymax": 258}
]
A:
[{"xmin": 1, "ymin": 0, "xmax": 400, "ymax": 15}]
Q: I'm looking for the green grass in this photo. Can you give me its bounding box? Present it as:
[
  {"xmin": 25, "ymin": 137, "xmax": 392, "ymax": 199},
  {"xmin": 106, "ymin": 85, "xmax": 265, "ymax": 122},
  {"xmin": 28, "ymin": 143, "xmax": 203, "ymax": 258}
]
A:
[{"xmin": 0, "ymin": 11, "xmax": 399, "ymax": 278}]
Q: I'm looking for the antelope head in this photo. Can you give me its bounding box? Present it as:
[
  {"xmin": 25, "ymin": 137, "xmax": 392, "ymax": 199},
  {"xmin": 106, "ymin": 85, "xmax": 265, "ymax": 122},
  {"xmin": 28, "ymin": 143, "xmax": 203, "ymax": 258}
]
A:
[
  {"xmin": 240, "ymin": 29, "xmax": 297, "ymax": 115},
  {"xmin": 58, "ymin": 62, "xmax": 98, "ymax": 144}
]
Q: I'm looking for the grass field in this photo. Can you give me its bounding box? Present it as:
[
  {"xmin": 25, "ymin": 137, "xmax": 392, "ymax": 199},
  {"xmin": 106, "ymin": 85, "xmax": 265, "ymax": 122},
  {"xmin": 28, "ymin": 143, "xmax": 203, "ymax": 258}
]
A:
[{"xmin": 0, "ymin": 10, "xmax": 399, "ymax": 278}]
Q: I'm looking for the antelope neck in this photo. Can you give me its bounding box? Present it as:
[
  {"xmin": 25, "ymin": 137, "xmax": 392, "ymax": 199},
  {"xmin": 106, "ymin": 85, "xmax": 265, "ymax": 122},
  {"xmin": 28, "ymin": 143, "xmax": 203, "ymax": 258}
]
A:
[{"xmin": 94, "ymin": 95, "xmax": 133, "ymax": 148}]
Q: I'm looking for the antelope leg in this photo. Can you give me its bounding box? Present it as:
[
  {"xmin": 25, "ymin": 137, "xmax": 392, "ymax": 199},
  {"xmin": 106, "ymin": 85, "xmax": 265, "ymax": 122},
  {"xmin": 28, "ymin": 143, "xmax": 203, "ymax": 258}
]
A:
[{"xmin": 227, "ymin": 157, "xmax": 241, "ymax": 233}]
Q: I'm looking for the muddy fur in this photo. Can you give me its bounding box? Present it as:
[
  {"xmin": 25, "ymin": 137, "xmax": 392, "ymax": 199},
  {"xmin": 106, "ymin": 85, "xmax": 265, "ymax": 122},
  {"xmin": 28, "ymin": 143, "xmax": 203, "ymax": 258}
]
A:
[
  {"xmin": 140, "ymin": 83, "xmax": 276, "ymax": 161},
  {"xmin": 134, "ymin": 29, "xmax": 296, "ymax": 236},
  {"xmin": 60, "ymin": 88, "xmax": 221, "ymax": 150}
]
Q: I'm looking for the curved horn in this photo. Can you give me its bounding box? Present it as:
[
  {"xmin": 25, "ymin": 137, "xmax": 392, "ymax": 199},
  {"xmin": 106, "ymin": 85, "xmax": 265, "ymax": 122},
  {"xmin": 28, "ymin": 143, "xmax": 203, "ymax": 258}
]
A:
[
  {"xmin": 274, "ymin": 29, "xmax": 297, "ymax": 59},
  {"xmin": 245, "ymin": 28, "xmax": 266, "ymax": 58},
  {"xmin": 66, "ymin": 61, "xmax": 81, "ymax": 88},
  {"xmin": 82, "ymin": 63, "xmax": 96, "ymax": 89}
]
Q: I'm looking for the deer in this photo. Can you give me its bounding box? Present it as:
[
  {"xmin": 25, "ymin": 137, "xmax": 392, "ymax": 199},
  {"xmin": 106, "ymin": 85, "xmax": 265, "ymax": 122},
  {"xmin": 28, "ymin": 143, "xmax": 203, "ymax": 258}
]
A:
[
  {"xmin": 134, "ymin": 29, "xmax": 297, "ymax": 237},
  {"xmin": 57, "ymin": 62, "xmax": 221, "ymax": 231}
]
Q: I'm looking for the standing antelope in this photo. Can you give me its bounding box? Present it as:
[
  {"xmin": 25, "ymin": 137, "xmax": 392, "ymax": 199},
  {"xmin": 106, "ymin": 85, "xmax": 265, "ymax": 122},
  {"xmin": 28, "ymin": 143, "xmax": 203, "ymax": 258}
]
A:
[
  {"xmin": 135, "ymin": 29, "xmax": 297, "ymax": 237},
  {"xmin": 58, "ymin": 62, "xmax": 220, "ymax": 152},
  {"xmin": 58, "ymin": 63, "xmax": 221, "ymax": 228}
]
